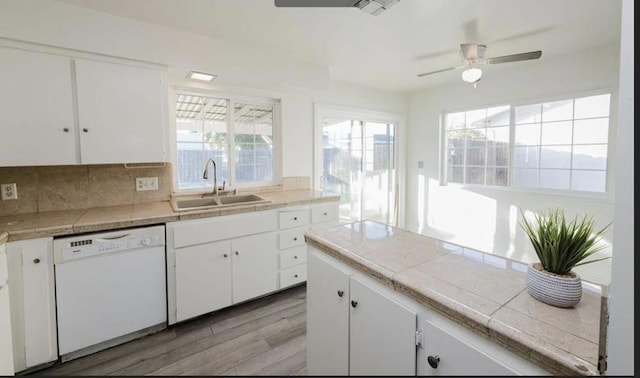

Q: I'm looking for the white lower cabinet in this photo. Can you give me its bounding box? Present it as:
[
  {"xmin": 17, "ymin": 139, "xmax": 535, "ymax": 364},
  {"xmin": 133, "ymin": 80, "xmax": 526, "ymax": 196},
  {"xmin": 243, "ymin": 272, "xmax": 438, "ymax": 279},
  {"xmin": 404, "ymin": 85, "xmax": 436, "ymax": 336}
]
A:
[
  {"xmin": 417, "ymin": 312, "xmax": 548, "ymax": 376},
  {"xmin": 168, "ymin": 202, "xmax": 339, "ymax": 325},
  {"xmin": 175, "ymin": 240, "xmax": 232, "ymax": 322},
  {"xmin": 167, "ymin": 211, "xmax": 279, "ymax": 324},
  {"xmin": 1, "ymin": 244, "xmax": 15, "ymax": 376},
  {"xmin": 231, "ymin": 232, "xmax": 278, "ymax": 303},
  {"xmin": 307, "ymin": 247, "xmax": 418, "ymax": 376},
  {"xmin": 307, "ymin": 246, "xmax": 550, "ymax": 376},
  {"xmin": 5, "ymin": 238, "xmax": 58, "ymax": 373}
]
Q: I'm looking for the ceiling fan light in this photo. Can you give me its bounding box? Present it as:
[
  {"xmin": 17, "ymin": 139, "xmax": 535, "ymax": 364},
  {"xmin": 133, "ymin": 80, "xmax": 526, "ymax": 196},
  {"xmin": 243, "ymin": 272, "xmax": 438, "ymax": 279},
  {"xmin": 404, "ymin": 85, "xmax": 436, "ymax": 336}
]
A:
[{"xmin": 461, "ymin": 67, "xmax": 482, "ymax": 83}]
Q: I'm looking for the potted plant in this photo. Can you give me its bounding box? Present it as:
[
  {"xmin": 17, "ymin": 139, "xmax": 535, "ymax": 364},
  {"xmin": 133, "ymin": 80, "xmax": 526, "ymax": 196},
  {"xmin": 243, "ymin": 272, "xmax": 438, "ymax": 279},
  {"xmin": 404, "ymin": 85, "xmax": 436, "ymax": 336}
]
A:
[{"xmin": 519, "ymin": 208, "xmax": 611, "ymax": 308}]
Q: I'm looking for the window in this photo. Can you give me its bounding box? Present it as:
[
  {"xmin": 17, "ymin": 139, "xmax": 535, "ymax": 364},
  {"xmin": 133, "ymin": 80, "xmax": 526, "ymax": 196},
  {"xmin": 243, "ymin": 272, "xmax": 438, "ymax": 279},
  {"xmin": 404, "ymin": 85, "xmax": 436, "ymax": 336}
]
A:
[
  {"xmin": 443, "ymin": 93, "xmax": 611, "ymax": 193},
  {"xmin": 175, "ymin": 92, "xmax": 278, "ymax": 190}
]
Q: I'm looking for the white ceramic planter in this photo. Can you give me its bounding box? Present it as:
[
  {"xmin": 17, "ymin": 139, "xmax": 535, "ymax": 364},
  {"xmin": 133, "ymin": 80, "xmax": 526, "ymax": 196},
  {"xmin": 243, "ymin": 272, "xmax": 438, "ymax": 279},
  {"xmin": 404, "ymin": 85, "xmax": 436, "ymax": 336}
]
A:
[{"xmin": 526, "ymin": 263, "xmax": 582, "ymax": 308}]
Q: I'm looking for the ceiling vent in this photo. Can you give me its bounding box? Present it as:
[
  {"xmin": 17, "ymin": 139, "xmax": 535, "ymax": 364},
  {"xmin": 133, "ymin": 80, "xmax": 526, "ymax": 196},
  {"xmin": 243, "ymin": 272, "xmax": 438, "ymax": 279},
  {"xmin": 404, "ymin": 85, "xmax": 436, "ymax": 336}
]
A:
[{"xmin": 353, "ymin": 0, "xmax": 400, "ymax": 15}]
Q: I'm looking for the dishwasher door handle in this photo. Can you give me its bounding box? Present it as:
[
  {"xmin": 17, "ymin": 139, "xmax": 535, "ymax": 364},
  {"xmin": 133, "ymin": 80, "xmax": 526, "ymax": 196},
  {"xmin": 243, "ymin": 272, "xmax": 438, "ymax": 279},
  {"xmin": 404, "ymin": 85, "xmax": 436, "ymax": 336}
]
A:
[{"xmin": 95, "ymin": 234, "xmax": 131, "ymax": 241}]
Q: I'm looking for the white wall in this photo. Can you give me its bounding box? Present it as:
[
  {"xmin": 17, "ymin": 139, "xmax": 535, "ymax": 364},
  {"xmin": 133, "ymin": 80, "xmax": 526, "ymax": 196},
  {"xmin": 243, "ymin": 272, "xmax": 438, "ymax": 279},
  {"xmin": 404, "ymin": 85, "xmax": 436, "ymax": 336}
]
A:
[
  {"xmin": 405, "ymin": 44, "xmax": 621, "ymax": 286},
  {"xmin": 607, "ymin": 0, "xmax": 634, "ymax": 374},
  {"xmin": 0, "ymin": 0, "xmax": 408, "ymax": 182}
]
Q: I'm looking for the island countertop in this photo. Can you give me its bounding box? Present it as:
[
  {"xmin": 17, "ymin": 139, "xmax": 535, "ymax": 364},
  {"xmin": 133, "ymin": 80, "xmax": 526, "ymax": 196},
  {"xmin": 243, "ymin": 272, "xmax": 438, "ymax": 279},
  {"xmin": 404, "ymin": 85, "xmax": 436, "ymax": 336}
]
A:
[{"xmin": 304, "ymin": 220, "xmax": 603, "ymax": 376}]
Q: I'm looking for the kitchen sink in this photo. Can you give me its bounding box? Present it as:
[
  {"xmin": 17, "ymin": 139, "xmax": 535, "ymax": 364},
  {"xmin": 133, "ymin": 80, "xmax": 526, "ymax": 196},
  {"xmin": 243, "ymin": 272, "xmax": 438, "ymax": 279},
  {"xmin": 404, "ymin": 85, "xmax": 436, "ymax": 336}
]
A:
[
  {"xmin": 216, "ymin": 193, "xmax": 269, "ymax": 205},
  {"xmin": 171, "ymin": 193, "xmax": 270, "ymax": 211},
  {"xmin": 173, "ymin": 198, "xmax": 220, "ymax": 211}
]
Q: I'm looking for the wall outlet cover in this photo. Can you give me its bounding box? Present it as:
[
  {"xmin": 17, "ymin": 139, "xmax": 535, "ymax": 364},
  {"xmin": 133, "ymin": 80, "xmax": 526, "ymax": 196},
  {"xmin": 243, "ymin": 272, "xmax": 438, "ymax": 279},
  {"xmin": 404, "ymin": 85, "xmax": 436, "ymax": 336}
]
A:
[
  {"xmin": 136, "ymin": 177, "xmax": 159, "ymax": 191},
  {"xmin": 1, "ymin": 183, "xmax": 18, "ymax": 200}
]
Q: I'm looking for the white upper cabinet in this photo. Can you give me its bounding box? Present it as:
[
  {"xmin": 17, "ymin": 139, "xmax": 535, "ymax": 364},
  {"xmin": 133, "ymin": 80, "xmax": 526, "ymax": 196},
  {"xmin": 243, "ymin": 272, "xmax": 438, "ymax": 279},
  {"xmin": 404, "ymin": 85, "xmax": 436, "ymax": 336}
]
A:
[
  {"xmin": 75, "ymin": 59, "xmax": 166, "ymax": 164},
  {"xmin": 0, "ymin": 46, "xmax": 167, "ymax": 166},
  {"xmin": 0, "ymin": 48, "xmax": 76, "ymax": 166}
]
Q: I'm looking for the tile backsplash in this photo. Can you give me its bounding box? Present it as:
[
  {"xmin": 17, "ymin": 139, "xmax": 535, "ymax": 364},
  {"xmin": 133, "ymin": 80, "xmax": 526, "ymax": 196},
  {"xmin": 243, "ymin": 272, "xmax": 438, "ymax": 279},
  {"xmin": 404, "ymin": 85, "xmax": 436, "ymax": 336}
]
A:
[{"xmin": 0, "ymin": 163, "xmax": 173, "ymax": 216}]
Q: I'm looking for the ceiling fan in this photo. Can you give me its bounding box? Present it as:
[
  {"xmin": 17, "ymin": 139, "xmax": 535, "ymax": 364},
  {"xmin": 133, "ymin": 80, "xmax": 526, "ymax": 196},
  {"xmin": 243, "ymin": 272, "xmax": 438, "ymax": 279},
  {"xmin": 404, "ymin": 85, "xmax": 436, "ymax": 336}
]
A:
[{"xmin": 416, "ymin": 43, "xmax": 542, "ymax": 87}]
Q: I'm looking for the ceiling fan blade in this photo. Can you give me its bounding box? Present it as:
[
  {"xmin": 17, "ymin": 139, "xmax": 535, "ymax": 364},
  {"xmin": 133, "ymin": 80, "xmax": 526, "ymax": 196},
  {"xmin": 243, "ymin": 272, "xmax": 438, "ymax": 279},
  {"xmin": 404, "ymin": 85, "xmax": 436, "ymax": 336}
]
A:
[
  {"xmin": 484, "ymin": 50, "xmax": 542, "ymax": 64},
  {"xmin": 417, "ymin": 65, "xmax": 463, "ymax": 77}
]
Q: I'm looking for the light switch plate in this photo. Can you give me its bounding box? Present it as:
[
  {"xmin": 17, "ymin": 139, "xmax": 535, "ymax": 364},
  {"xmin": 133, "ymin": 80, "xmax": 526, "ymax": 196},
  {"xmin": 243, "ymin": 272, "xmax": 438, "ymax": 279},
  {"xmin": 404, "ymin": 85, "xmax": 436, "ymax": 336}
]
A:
[
  {"xmin": 1, "ymin": 183, "xmax": 18, "ymax": 200},
  {"xmin": 136, "ymin": 177, "xmax": 159, "ymax": 191}
]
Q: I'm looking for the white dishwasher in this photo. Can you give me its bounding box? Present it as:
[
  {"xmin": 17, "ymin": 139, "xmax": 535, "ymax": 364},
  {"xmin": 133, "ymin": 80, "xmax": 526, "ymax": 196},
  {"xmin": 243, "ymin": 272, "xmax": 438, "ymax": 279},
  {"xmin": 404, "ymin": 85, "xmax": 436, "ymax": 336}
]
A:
[{"xmin": 53, "ymin": 225, "xmax": 167, "ymax": 362}]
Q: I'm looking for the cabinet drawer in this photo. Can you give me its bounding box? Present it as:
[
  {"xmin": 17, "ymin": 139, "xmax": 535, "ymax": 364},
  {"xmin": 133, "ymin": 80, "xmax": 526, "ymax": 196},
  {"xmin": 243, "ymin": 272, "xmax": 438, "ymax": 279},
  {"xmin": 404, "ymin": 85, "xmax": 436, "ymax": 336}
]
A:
[
  {"xmin": 280, "ymin": 264, "xmax": 307, "ymax": 288},
  {"xmin": 312, "ymin": 202, "xmax": 339, "ymax": 224},
  {"xmin": 279, "ymin": 246, "xmax": 307, "ymax": 269},
  {"xmin": 278, "ymin": 228, "xmax": 306, "ymax": 250},
  {"xmin": 278, "ymin": 208, "xmax": 310, "ymax": 230}
]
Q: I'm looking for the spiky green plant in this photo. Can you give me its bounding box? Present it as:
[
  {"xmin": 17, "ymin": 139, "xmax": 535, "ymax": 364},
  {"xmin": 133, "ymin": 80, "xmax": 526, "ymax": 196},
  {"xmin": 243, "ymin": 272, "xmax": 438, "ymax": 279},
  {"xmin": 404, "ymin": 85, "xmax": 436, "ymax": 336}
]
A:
[{"xmin": 519, "ymin": 208, "xmax": 612, "ymax": 275}]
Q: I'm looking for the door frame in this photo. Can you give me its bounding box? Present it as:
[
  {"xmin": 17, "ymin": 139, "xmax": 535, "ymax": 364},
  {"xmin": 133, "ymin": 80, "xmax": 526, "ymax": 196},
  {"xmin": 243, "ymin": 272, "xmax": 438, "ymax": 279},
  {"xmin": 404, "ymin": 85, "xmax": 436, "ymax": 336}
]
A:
[{"xmin": 313, "ymin": 103, "xmax": 407, "ymax": 228}]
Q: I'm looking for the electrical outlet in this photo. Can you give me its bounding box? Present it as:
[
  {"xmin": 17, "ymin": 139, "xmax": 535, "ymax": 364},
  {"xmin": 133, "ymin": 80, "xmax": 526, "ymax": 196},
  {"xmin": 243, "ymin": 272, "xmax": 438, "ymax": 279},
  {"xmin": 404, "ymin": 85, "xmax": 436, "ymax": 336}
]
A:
[
  {"xmin": 1, "ymin": 183, "xmax": 18, "ymax": 200},
  {"xmin": 135, "ymin": 177, "xmax": 159, "ymax": 191}
]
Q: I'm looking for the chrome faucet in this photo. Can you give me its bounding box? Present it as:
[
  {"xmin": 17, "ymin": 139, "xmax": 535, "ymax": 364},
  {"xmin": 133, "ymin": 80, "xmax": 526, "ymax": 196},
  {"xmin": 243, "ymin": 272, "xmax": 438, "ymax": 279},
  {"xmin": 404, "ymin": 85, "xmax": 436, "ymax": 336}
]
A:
[{"xmin": 202, "ymin": 158, "xmax": 219, "ymax": 196}]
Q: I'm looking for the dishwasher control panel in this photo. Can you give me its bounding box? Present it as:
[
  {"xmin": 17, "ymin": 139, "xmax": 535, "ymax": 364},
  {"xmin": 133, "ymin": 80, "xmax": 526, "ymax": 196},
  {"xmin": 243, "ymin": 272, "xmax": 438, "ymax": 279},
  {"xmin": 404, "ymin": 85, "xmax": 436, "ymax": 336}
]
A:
[{"xmin": 53, "ymin": 225, "xmax": 166, "ymax": 263}]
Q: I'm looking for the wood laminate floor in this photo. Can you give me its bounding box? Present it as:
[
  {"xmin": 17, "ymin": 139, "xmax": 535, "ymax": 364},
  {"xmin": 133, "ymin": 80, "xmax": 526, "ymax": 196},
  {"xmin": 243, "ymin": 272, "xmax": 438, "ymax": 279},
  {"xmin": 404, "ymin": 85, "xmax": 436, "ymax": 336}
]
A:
[{"xmin": 34, "ymin": 284, "xmax": 307, "ymax": 376}]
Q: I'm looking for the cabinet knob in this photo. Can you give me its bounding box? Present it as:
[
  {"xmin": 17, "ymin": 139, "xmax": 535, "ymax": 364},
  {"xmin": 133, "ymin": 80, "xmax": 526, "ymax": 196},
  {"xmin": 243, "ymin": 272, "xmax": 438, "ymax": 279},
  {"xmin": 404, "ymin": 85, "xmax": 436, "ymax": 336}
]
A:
[
  {"xmin": 293, "ymin": 255, "xmax": 298, "ymax": 259},
  {"xmin": 234, "ymin": 251, "xmax": 239, "ymax": 255},
  {"xmin": 223, "ymin": 254, "xmax": 228, "ymax": 258},
  {"xmin": 33, "ymin": 258, "xmax": 40, "ymax": 264},
  {"xmin": 323, "ymin": 212, "xmax": 328, "ymax": 216},
  {"xmin": 82, "ymin": 128, "xmax": 89, "ymax": 132},
  {"xmin": 63, "ymin": 127, "xmax": 70, "ymax": 132},
  {"xmin": 427, "ymin": 355, "xmax": 440, "ymax": 369},
  {"xmin": 337, "ymin": 290, "xmax": 344, "ymax": 297},
  {"xmin": 294, "ymin": 274, "xmax": 298, "ymax": 278},
  {"xmin": 294, "ymin": 217, "xmax": 298, "ymax": 220},
  {"xmin": 293, "ymin": 237, "xmax": 297, "ymax": 241},
  {"xmin": 350, "ymin": 300, "xmax": 358, "ymax": 308}
]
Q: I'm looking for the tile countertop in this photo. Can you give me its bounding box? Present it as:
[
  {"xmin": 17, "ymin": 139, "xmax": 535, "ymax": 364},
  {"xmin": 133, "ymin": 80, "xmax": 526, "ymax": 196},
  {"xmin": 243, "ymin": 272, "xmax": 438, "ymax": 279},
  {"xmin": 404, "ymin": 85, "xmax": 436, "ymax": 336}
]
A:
[
  {"xmin": 304, "ymin": 220, "xmax": 602, "ymax": 376},
  {"xmin": 0, "ymin": 189, "xmax": 340, "ymax": 242}
]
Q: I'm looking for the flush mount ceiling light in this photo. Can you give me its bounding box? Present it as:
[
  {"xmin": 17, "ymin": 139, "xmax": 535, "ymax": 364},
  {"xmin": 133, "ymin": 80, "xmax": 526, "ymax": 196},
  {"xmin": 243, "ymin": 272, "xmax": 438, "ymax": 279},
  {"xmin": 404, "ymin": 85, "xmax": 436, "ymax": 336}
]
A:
[
  {"xmin": 461, "ymin": 67, "xmax": 482, "ymax": 86},
  {"xmin": 187, "ymin": 71, "xmax": 217, "ymax": 81}
]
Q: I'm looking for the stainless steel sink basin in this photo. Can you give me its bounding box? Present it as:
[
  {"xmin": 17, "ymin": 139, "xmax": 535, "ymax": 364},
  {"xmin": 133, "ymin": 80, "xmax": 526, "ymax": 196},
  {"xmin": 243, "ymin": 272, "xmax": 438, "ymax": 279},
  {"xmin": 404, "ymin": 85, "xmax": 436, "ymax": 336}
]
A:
[{"xmin": 171, "ymin": 193, "xmax": 270, "ymax": 211}]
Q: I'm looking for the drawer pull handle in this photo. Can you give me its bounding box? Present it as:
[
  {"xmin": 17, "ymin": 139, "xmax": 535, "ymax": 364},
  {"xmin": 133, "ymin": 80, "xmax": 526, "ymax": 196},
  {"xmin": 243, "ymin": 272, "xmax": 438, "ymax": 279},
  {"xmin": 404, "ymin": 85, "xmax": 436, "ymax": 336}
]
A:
[
  {"xmin": 351, "ymin": 300, "xmax": 358, "ymax": 308},
  {"xmin": 337, "ymin": 290, "xmax": 344, "ymax": 297},
  {"xmin": 427, "ymin": 355, "xmax": 440, "ymax": 369},
  {"xmin": 82, "ymin": 128, "xmax": 89, "ymax": 132},
  {"xmin": 33, "ymin": 258, "xmax": 40, "ymax": 264}
]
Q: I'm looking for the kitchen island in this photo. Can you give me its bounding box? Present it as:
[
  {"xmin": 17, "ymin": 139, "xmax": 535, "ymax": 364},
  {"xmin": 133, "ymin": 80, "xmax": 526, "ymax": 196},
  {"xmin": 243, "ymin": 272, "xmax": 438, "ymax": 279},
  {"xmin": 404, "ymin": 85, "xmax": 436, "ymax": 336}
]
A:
[{"xmin": 304, "ymin": 220, "xmax": 603, "ymax": 376}]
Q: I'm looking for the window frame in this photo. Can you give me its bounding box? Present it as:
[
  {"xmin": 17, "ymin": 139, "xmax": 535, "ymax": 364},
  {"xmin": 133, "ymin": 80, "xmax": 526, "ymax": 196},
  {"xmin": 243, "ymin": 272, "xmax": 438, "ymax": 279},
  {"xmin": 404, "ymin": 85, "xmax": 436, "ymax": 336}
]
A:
[
  {"xmin": 170, "ymin": 87, "xmax": 281, "ymax": 194},
  {"xmin": 440, "ymin": 88, "xmax": 617, "ymax": 199}
]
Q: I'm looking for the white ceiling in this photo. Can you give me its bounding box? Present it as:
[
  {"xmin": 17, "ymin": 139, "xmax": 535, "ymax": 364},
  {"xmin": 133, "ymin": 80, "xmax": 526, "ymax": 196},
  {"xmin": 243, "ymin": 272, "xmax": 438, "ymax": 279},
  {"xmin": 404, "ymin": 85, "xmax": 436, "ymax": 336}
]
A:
[{"xmin": 53, "ymin": 0, "xmax": 622, "ymax": 93}]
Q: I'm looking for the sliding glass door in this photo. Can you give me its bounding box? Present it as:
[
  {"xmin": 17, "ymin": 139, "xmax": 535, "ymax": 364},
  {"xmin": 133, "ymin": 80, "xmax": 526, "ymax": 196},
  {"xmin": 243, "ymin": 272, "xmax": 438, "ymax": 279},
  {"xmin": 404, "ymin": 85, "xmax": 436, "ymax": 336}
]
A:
[{"xmin": 321, "ymin": 117, "xmax": 396, "ymax": 225}]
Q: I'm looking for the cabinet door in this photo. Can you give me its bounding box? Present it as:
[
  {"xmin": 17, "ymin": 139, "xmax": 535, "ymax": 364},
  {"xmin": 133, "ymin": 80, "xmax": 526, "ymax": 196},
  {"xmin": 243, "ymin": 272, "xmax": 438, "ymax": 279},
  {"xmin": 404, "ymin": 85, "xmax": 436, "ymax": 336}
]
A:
[
  {"xmin": 175, "ymin": 241, "xmax": 232, "ymax": 322},
  {"xmin": 350, "ymin": 275, "xmax": 417, "ymax": 376},
  {"xmin": 0, "ymin": 284, "xmax": 14, "ymax": 375},
  {"xmin": 75, "ymin": 58, "xmax": 165, "ymax": 164},
  {"xmin": 6, "ymin": 238, "xmax": 58, "ymax": 372},
  {"xmin": 0, "ymin": 245, "xmax": 14, "ymax": 375},
  {"xmin": 0, "ymin": 47, "xmax": 76, "ymax": 166},
  {"xmin": 417, "ymin": 315, "xmax": 548, "ymax": 376},
  {"xmin": 231, "ymin": 233, "xmax": 278, "ymax": 304},
  {"xmin": 306, "ymin": 249, "xmax": 351, "ymax": 376}
]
